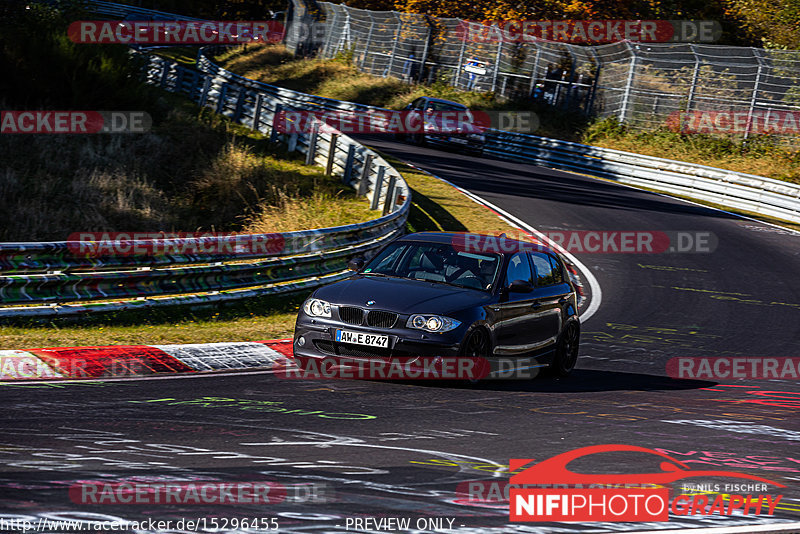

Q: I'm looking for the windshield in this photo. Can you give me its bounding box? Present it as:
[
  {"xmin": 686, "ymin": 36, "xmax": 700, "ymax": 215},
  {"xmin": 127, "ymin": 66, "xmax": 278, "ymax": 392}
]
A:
[
  {"xmin": 425, "ymin": 101, "xmax": 467, "ymax": 111},
  {"xmin": 362, "ymin": 242, "xmax": 501, "ymax": 291}
]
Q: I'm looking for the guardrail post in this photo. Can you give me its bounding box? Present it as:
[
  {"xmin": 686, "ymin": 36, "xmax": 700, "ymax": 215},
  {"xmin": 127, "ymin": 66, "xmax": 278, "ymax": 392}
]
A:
[
  {"xmin": 175, "ymin": 68, "xmax": 185, "ymax": 94},
  {"xmin": 343, "ymin": 144, "xmax": 356, "ymax": 184},
  {"xmin": 233, "ymin": 90, "xmax": 246, "ymax": 122},
  {"xmin": 217, "ymin": 83, "xmax": 228, "ymax": 114},
  {"xmin": 382, "ymin": 174, "xmax": 396, "ymax": 215},
  {"xmin": 159, "ymin": 61, "xmax": 170, "ymax": 88},
  {"xmin": 371, "ymin": 166, "xmax": 386, "ymax": 210},
  {"xmin": 199, "ymin": 77, "xmax": 212, "ymax": 107},
  {"xmin": 358, "ymin": 154, "xmax": 374, "ymax": 196},
  {"xmin": 305, "ymin": 122, "xmax": 319, "ymax": 165},
  {"xmin": 269, "ymin": 103, "xmax": 282, "ymax": 141},
  {"xmin": 253, "ymin": 93, "xmax": 264, "ymax": 132},
  {"xmin": 326, "ymin": 133, "xmax": 338, "ymax": 175}
]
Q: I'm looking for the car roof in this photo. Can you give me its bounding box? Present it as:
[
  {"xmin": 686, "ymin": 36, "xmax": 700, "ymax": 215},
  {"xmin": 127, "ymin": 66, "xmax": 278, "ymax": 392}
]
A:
[
  {"xmin": 396, "ymin": 232, "xmax": 558, "ymax": 256},
  {"xmin": 419, "ymin": 97, "xmax": 467, "ymax": 108}
]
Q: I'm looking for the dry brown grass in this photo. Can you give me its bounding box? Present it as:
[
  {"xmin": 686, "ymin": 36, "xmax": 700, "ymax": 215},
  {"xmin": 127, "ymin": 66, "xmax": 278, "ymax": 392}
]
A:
[{"xmin": 0, "ymin": 106, "xmax": 373, "ymax": 241}]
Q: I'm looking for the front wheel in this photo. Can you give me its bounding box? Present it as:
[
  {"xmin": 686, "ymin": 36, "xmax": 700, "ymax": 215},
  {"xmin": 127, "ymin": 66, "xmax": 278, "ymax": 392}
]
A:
[
  {"xmin": 461, "ymin": 327, "xmax": 491, "ymax": 384},
  {"xmin": 550, "ymin": 322, "xmax": 580, "ymax": 377}
]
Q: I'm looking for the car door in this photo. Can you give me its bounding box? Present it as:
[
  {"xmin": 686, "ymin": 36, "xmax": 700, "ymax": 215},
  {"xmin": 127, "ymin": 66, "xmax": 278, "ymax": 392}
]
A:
[
  {"xmin": 492, "ymin": 252, "xmax": 549, "ymax": 356},
  {"xmin": 529, "ymin": 252, "xmax": 573, "ymax": 350}
]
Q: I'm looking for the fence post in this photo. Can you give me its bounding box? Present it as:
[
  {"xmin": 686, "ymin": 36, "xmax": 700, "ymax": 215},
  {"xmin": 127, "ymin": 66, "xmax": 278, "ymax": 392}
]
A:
[
  {"xmin": 371, "ymin": 166, "xmax": 386, "ymax": 210},
  {"xmin": 744, "ymin": 49, "xmax": 765, "ymax": 140},
  {"xmin": 455, "ymin": 22, "xmax": 468, "ymax": 88},
  {"xmin": 382, "ymin": 174, "xmax": 397, "ymax": 215},
  {"xmin": 685, "ymin": 45, "xmax": 700, "ymax": 119},
  {"xmin": 343, "ymin": 144, "xmax": 356, "ymax": 184},
  {"xmin": 361, "ymin": 12, "xmax": 375, "ymax": 70},
  {"xmin": 305, "ymin": 122, "xmax": 319, "ymax": 165},
  {"xmin": 618, "ymin": 42, "xmax": 637, "ymax": 123},
  {"xmin": 322, "ymin": 6, "xmax": 338, "ymax": 57},
  {"xmin": 269, "ymin": 103, "xmax": 282, "ymax": 141},
  {"xmin": 418, "ymin": 16, "xmax": 432, "ymax": 83},
  {"xmin": 528, "ymin": 44, "xmax": 542, "ymax": 97},
  {"xmin": 491, "ymin": 33, "xmax": 503, "ymax": 93},
  {"xmin": 253, "ymin": 93, "xmax": 264, "ymax": 132},
  {"xmin": 358, "ymin": 154, "xmax": 374, "ymax": 196},
  {"xmin": 326, "ymin": 133, "xmax": 338, "ymax": 175},
  {"xmin": 386, "ymin": 14, "xmax": 402, "ymax": 77}
]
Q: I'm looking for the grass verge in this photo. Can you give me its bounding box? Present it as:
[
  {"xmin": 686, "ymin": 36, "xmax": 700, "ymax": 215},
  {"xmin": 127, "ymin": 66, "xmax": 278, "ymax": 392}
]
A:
[{"xmin": 0, "ymin": 153, "xmax": 524, "ymax": 349}]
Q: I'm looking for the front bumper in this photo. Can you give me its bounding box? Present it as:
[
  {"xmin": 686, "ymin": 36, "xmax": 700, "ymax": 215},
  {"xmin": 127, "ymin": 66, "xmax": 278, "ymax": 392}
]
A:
[{"xmin": 293, "ymin": 316, "xmax": 464, "ymax": 362}]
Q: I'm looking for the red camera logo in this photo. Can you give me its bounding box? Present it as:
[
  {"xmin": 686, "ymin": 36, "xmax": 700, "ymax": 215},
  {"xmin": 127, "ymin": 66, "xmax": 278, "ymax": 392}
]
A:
[{"xmin": 508, "ymin": 445, "xmax": 784, "ymax": 523}]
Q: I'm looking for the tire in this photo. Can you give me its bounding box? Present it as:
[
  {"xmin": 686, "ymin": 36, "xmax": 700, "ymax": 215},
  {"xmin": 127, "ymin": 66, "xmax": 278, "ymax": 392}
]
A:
[
  {"xmin": 550, "ymin": 321, "xmax": 580, "ymax": 377},
  {"xmin": 410, "ymin": 133, "xmax": 427, "ymax": 146},
  {"xmin": 461, "ymin": 327, "xmax": 491, "ymax": 384},
  {"xmin": 462, "ymin": 327, "xmax": 490, "ymax": 358}
]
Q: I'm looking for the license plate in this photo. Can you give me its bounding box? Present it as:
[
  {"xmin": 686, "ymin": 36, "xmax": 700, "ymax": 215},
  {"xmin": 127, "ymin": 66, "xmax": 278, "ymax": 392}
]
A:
[
  {"xmin": 335, "ymin": 329, "xmax": 389, "ymax": 348},
  {"xmin": 449, "ymin": 137, "xmax": 468, "ymax": 144}
]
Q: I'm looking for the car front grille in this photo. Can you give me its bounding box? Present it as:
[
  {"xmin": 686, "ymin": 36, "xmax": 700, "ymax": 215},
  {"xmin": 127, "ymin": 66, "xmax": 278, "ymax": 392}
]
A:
[
  {"xmin": 336, "ymin": 344, "xmax": 393, "ymax": 359},
  {"xmin": 313, "ymin": 340, "xmax": 335, "ymax": 354},
  {"xmin": 366, "ymin": 310, "xmax": 398, "ymax": 328},
  {"xmin": 338, "ymin": 306, "xmax": 364, "ymax": 325}
]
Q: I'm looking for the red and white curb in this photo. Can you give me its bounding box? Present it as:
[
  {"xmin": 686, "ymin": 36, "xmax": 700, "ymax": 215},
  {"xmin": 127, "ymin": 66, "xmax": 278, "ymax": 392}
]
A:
[{"xmin": 0, "ymin": 340, "xmax": 294, "ymax": 381}]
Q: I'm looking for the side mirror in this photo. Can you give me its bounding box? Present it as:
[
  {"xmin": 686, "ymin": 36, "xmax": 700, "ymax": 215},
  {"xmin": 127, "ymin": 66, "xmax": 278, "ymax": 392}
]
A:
[
  {"xmin": 347, "ymin": 257, "xmax": 365, "ymax": 272},
  {"xmin": 405, "ymin": 103, "xmax": 413, "ymax": 110},
  {"xmin": 508, "ymin": 279, "xmax": 534, "ymax": 293}
]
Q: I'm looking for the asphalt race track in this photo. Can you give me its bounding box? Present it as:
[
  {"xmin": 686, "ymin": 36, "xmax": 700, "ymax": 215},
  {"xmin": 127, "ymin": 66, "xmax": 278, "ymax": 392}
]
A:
[{"xmin": 2, "ymin": 138, "xmax": 800, "ymax": 533}]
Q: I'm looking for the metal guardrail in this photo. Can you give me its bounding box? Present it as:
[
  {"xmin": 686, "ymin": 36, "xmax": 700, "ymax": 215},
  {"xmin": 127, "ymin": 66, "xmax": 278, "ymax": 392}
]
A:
[
  {"xmin": 0, "ymin": 31, "xmax": 410, "ymax": 318},
  {"xmin": 197, "ymin": 47, "xmax": 800, "ymax": 224},
  {"xmin": 484, "ymin": 132, "xmax": 800, "ymax": 224}
]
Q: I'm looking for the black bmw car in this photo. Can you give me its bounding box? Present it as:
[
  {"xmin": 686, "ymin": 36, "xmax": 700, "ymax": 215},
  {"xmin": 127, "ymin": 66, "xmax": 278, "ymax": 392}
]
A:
[{"xmin": 293, "ymin": 232, "xmax": 580, "ymax": 378}]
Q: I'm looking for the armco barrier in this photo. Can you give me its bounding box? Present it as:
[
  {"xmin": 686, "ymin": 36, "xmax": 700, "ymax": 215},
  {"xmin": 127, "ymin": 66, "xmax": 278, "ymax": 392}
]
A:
[
  {"xmin": 195, "ymin": 47, "xmax": 800, "ymax": 224},
  {"xmin": 0, "ymin": 21, "xmax": 409, "ymax": 318}
]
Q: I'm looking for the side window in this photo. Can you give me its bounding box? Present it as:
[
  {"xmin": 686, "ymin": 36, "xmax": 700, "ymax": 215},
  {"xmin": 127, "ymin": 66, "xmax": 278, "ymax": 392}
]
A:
[
  {"xmin": 413, "ymin": 98, "xmax": 425, "ymax": 110},
  {"xmin": 530, "ymin": 253, "xmax": 555, "ymax": 286},
  {"xmin": 504, "ymin": 252, "xmax": 533, "ymax": 285},
  {"xmin": 548, "ymin": 254, "xmax": 563, "ymax": 284}
]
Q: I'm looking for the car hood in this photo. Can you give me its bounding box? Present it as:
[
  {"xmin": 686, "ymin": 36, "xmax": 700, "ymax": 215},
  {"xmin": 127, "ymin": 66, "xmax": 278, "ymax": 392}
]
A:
[{"xmin": 314, "ymin": 275, "xmax": 491, "ymax": 315}]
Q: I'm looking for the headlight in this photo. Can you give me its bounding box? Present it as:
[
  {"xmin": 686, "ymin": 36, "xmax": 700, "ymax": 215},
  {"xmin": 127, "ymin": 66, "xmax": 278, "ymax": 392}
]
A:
[
  {"xmin": 303, "ymin": 298, "xmax": 331, "ymax": 318},
  {"xmin": 407, "ymin": 314, "xmax": 461, "ymax": 333}
]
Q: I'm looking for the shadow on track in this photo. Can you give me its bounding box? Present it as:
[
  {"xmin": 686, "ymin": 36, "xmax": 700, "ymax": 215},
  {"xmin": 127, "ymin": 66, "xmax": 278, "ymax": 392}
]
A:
[{"xmin": 400, "ymin": 369, "xmax": 716, "ymax": 393}]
